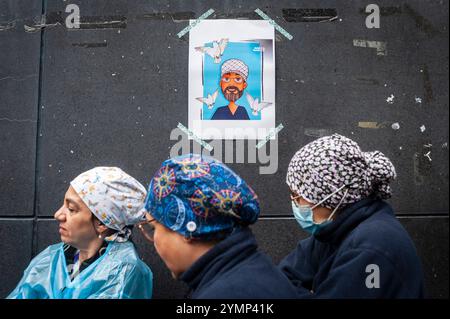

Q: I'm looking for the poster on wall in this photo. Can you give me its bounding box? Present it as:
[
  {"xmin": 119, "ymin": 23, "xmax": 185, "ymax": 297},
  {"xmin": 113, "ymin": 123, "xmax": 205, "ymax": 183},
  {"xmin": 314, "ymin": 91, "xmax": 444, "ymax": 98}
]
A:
[{"xmin": 188, "ymin": 20, "xmax": 275, "ymax": 140}]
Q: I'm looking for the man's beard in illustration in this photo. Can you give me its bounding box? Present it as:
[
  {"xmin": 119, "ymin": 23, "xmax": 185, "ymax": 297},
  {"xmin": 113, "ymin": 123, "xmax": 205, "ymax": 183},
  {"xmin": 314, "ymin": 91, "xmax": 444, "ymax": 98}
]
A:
[{"xmin": 223, "ymin": 86, "xmax": 244, "ymax": 102}]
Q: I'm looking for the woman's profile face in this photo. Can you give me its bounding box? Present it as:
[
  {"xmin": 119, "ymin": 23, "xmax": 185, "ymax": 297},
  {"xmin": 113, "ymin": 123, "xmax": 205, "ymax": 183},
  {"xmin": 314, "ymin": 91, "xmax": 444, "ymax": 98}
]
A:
[
  {"xmin": 54, "ymin": 186, "xmax": 97, "ymax": 249},
  {"xmin": 290, "ymin": 188, "xmax": 333, "ymax": 223},
  {"xmin": 143, "ymin": 212, "xmax": 192, "ymax": 279}
]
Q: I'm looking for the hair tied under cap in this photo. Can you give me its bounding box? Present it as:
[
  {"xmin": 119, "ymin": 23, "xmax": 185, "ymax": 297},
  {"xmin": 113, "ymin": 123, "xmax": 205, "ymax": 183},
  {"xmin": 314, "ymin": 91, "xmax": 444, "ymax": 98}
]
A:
[
  {"xmin": 363, "ymin": 151, "xmax": 397, "ymax": 182},
  {"xmin": 362, "ymin": 151, "xmax": 397, "ymax": 199}
]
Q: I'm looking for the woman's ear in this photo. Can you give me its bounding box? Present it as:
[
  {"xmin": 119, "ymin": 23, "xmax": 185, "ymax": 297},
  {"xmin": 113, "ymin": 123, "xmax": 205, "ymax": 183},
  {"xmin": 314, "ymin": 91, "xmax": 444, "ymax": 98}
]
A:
[
  {"xmin": 93, "ymin": 219, "xmax": 108, "ymax": 234},
  {"xmin": 182, "ymin": 236, "xmax": 195, "ymax": 243}
]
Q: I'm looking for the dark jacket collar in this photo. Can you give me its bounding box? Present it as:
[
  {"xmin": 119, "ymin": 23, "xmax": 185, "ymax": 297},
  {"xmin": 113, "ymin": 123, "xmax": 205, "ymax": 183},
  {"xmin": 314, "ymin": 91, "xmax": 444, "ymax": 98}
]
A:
[
  {"xmin": 314, "ymin": 195, "xmax": 393, "ymax": 243},
  {"xmin": 179, "ymin": 226, "xmax": 257, "ymax": 292}
]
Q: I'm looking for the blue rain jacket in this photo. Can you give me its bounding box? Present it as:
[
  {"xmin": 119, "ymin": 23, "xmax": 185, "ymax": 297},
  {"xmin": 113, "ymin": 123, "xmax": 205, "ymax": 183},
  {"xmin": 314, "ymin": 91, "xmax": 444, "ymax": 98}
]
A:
[{"xmin": 8, "ymin": 241, "xmax": 153, "ymax": 299}]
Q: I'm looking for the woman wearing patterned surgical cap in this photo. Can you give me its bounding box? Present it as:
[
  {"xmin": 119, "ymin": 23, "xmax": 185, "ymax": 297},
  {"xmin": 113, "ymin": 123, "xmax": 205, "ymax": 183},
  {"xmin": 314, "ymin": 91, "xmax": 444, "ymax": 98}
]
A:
[
  {"xmin": 8, "ymin": 167, "xmax": 153, "ymax": 299},
  {"xmin": 279, "ymin": 134, "xmax": 424, "ymax": 298},
  {"xmin": 140, "ymin": 154, "xmax": 298, "ymax": 298}
]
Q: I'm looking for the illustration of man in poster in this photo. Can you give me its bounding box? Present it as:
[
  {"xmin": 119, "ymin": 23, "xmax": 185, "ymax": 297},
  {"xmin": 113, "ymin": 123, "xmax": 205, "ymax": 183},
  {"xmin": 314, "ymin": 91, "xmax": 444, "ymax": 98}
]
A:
[
  {"xmin": 188, "ymin": 20, "xmax": 275, "ymax": 140},
  {"xmin": 211, "ymin": 59, "xmax": 250, "ymax": 120}
]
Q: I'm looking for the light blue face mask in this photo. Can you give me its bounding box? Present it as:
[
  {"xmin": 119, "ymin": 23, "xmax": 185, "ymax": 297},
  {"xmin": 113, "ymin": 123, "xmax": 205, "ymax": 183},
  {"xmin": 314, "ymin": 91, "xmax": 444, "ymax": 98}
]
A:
[{"xmin": 291, "ymin": 186, "xmax": 349, "ymax": 235}]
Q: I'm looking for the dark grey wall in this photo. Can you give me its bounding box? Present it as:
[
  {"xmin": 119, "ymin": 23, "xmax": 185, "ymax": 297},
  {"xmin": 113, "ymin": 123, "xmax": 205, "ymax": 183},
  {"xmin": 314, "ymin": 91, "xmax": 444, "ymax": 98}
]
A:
[{"xmin": 0, "ymin": 0, "xmax": 448, "ymax": 298}]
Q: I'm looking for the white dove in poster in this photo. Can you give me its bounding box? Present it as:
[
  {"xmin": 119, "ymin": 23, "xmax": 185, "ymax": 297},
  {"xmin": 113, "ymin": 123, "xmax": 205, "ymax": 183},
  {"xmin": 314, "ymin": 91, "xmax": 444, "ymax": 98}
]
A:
[
  {"xmin": 246, "ymin": 93, "xmax": 272, "ymax": 116},
  {"xmin": 195, "ymin": 38, "xmax": 229, "ymax": 63},
  {"xmin": 196, "ymin": 90, "xmax": 219, "ymax": 109}
]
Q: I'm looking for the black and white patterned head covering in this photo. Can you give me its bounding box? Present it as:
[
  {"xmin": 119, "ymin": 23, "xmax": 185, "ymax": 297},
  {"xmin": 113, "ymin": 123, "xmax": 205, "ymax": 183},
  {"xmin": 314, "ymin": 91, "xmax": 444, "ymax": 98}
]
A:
[{"xmin": 286, "ymin": 134, "xmax": 396, "ymax": 210}]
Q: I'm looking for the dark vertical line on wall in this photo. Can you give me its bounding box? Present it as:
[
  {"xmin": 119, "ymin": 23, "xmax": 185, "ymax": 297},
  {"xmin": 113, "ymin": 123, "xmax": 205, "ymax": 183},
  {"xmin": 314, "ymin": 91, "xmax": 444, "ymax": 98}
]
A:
[{"xmin": 31, "ymin": 0, "xmax": 47, "ymax": 258}]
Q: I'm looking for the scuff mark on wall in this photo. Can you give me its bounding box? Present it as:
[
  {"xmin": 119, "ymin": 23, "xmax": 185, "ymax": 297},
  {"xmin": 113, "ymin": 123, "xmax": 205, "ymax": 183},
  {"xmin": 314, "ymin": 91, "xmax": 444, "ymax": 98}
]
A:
[
  {"xmin": 136, "ymin": 12, "xmax": 196, "ymax": 22},
  {"xmin": 358, "ymin": 4, "xmax": 439, "ymax": 36},
  {"xmin": 304, "ymin": 128, "xmax": 332, "ymax": 137},
  {"xmin": 354, "ymin": 77, "xmax": 380, "ymax": 85},
  {"xmin": 421, "ymin": 65, "xmax": 434, "ymax": 103},
  {"xmin": 403, "ymin": 4, "xmax": 439, "ymax": 36},
  {"xmin": 71, "ymin": 42, "xmax": 108, "ymax": 48},
  {"xmin": 358, "ymin": 121, "xmax": 386, "ymax": 129},
  {"xmin": 0, "ymin": 74, "xmax": 38, "ymax": 82},
  {"xmin": 413, "ymin": 152, "xmax": 425, "ymax": 185},
  {"xmin": 358, "ymin": 6, "xmax": 402, "ymax": 16},
  {"xmin": 391, "ymin": 122, "xmax": 401, "ymax": 130},
  {"xmin": 358, "ymin": 121, "xmax": 402, "ymax": 130},
  {"xmin": 353, "ymin": 39, "xmax": 387, "ymax": 56},
  {"xmin": 386, "ymin": 94, "xmax": 395, "ymax": 104},
  {"xmin": 213, "ymin": 12, "xmax": 261, "ymax": 20},
  {"xmin": 282, "ymin": 8, "xmax": 338, "ymax": 23}
]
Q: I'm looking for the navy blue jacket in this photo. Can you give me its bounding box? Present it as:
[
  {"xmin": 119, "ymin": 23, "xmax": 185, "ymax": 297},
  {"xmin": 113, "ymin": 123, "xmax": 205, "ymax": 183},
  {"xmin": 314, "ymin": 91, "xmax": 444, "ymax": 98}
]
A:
[
  {"xmin": 180, "ymin": 227, "xmax": 299, "ymax": 298},
  {"xmin": 279, "ymin": 196, "xmax": 425, "ymax": 298}
]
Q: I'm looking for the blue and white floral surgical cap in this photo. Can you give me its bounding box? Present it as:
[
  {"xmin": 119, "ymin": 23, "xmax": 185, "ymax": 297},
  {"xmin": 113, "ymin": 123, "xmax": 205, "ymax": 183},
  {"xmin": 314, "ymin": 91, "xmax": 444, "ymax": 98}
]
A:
[
  {"xmin": 70, "ymin": 167, "xmax": 147, "ymax": 242},
  {"xmin": 144, "ymin": 154, "xmax": 260, "ymax": 240}
]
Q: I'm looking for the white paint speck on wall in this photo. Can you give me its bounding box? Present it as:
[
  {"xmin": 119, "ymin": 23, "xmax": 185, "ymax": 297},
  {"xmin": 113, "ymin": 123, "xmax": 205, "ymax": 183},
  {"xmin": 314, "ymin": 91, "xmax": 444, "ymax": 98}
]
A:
[{"xmin": 386, "ymin": 94, "xmax": 395, "ymax": 104}]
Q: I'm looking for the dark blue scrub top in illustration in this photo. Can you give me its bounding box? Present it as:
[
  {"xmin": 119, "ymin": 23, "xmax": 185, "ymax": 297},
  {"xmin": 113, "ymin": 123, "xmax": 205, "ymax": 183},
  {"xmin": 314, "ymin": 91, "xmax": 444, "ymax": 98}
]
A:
[{"xmin": 211, "ymin": 106, "xmax": 250, "ymax": 120}]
